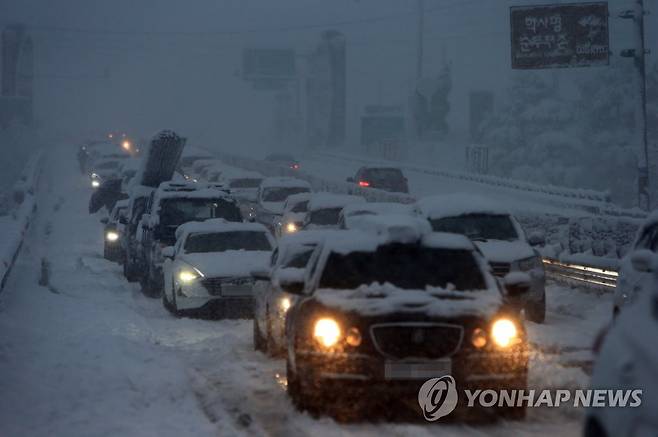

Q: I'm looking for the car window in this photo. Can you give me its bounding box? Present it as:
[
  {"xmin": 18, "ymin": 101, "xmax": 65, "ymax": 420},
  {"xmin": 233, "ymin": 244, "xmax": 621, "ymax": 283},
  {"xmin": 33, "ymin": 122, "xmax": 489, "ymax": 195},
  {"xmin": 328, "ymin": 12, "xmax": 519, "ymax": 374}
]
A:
[
  {"xmin": 430, "ymin": 214, "xmax": 518, "ymax": 241},
  {"xmin": 262, "ymin": 187, "xmax": 309, "ymax": 202},
  {"xmin": 184, "ymin": 231, "xmax": 272, "ymax": 253},
  {"xmin": 318, "ymin": 244, "xmax": 486, "ymax": 291}
]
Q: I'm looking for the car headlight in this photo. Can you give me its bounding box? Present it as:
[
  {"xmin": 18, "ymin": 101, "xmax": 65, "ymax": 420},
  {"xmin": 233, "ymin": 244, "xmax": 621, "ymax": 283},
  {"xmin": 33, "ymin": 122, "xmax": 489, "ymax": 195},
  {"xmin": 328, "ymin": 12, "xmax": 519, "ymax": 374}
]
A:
[
  {"xmin": 491, "ymin": 318, "xmax": 518, "ymax": 348},
  {"xmin": 313, "ymin": 318, "xmax": 341, "ymax": 348},
  {"xmin": 279, "ymin": 296, "xmax": 291, "ymax": 312},
  {"xmin": 105, "ymin": 231, "xmax": 119, "ymax": 242},
  {"xmin": 285, "ymin": 222, "xmax": 298, "ymax": 233},
  {"xmin": 178, "ymin": 268, "xmax": 202, "ymax": 283},
  {"xmin": 91, "ymin": 179, "xmax": 101, "ymax": 188},
  {"xmin": 518, "ymin": 256, "xmax": 542, "ymax": 271}
]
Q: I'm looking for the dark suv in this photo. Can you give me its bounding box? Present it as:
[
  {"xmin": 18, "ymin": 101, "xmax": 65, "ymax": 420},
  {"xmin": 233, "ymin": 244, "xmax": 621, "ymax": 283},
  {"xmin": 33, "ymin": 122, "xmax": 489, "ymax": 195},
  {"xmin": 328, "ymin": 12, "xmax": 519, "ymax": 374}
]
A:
[
  {"xmin": 347, "ymin": 166, "xmax": 409, "ymax": 193},
  {"xmin": 284, "ymin": 230, "xmax": 528, "ymax": 420}
]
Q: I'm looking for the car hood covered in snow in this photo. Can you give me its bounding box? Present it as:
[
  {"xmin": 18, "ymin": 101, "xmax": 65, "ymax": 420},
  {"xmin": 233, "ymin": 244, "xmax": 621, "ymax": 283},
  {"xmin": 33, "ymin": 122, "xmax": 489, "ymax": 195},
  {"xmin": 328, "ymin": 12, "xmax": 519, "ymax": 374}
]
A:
[
  {"xmin": 313, "ymin": 282, "xmax": 502, "ymax": 319},
  {"xmin": 474, "ymin": 240, "xmax": 535, "ymax": 264},
  {"xmin": 178, "ymin": 251, "xmax": 270, "ymax": 278}
]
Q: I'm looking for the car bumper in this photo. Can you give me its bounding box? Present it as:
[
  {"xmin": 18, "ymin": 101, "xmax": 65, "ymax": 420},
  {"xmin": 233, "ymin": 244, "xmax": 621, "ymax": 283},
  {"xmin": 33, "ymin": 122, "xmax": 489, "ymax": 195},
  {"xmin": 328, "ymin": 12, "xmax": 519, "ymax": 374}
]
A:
[
  {"xmin": 177, "ymin": 295, "xmax": 254, "ymax": 318},
  {"xmin": 295, "ymin": 348, "xmax": 528, "ymax": 390}
]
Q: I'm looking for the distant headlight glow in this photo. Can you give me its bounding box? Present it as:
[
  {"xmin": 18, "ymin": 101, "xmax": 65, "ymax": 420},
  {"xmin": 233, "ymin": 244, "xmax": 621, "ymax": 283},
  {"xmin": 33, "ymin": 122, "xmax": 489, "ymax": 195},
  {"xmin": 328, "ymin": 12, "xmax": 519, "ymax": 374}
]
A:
[
  {"xmin": 91, "ymin": 180, "xmax": 101, "ymax": 188},
  {"xmin": 178, "ymin": 270, "xmax": 200, "ymax": 283},
  {"xmin": 285, "ymin": 222, "xmax": 298, "ymax": 233},
  {"xmin": 105, "ymin": 231, "xmax": 119, "ymax": 242},
  {"xmin": 279, "ymin": 297, "xmax": 291, "ymax": 312}
]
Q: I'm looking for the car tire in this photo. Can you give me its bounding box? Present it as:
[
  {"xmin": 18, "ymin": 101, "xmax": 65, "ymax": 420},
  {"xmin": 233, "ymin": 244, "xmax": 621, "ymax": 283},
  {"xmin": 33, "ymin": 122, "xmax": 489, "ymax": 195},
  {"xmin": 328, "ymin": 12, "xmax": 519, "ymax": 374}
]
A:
[
  {"xmin": 162, "ymin": 283, "xmax": 180, "ymax": 317},
  {"xmin": 288, "ymin": 358, "xmax": 322, "ymax": 416},
  {"xmin": 253, "ymin": 319, "xmax": 266, "ymax": 352},
  {"xmin": 526, "ymin": 293, "xmax": 546, "ymax": 324},
  {"xmin": 123, "ymin": 253, "xmax": 140, "ymax": 282}
]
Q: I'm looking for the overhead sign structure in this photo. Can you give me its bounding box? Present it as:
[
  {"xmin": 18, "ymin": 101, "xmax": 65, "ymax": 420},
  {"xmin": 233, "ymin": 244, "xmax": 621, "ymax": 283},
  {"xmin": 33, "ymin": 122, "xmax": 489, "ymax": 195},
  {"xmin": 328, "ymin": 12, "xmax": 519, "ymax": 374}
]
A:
[
  {"xmin": 510, "ymin": 2, "xmax": 609, "ymax": 69},
  {"xmin": 242, "ymin": 48, "xmax": 296, "ymax": 91}
]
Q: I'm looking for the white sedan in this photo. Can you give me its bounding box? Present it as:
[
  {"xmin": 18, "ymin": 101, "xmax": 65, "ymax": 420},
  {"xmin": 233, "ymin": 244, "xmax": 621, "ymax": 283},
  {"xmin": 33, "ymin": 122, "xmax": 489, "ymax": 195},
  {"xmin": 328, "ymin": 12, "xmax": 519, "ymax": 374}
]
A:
[{"xmin": 162, "ymin": 219, "xmax": 274, "ymax": 318}]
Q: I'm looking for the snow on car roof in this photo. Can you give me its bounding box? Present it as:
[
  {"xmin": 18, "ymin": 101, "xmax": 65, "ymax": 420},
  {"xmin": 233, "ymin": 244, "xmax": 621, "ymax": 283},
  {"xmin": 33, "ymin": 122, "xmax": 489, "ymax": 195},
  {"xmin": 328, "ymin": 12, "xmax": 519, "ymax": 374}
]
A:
[
  {"xmin": 278, "ymin": 229, "xmax": 340, "ymax": 249},
  {"xmin": 176, "ymin": 219, "xmax": 268, "ymax": 240},
  {"xmin": 157, "ymin": 187, "xmax": 232, "ymax": 200},
  {"xmin": 422, "ymin": 232, "xmax": 476, "ymax": 251},
  {"xmin": 341, "ymin": 202, "xmax": 412, "ymax": 217},
  {"xmin": 347, "ymin": 213, "xmax": 431, "ymax": 242},
  {"xmin": 260, "ymin": 177, "xmax": 311, "ymax": 189},
  {"xmin": 307, "ymin": 192, "xmax": 366, "ymax": 211},
  {"xmin": 415, "ymin": 193, "xmax": 511, "ymax": 219}
]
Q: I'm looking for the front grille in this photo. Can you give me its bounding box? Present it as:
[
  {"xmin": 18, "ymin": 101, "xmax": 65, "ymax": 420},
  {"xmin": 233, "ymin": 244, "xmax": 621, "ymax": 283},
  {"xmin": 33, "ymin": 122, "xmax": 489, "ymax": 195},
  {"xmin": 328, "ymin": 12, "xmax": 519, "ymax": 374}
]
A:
[
  {"xmin": 490, "ymin": 262, "xmax": 511, "ymax": 277},
  {"xmin": 370, "ymin": 323, "xmax": 463, "ymax": 360},
  {"xmin": 200, "ymin": 277, "xmax": 254, "ymax": 297}
]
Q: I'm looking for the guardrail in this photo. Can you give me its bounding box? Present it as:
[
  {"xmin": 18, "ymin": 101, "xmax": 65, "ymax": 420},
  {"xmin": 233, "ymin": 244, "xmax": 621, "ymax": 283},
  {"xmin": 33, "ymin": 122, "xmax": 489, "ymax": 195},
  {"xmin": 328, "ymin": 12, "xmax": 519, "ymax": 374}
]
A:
[
  {"xmin": 308, "ymin": 150, "xmax": 646, "ymax": 220},
  {"xmin": 0, "ymin": 150, "xmax": 42, "ymax": 292},
  {"xmin": 212, "ymin": 149, "xmax": 628, "ymax": 292},
  {"xmin": 542, "ymin": 257, "xmax": 618, "ymax": 290}
]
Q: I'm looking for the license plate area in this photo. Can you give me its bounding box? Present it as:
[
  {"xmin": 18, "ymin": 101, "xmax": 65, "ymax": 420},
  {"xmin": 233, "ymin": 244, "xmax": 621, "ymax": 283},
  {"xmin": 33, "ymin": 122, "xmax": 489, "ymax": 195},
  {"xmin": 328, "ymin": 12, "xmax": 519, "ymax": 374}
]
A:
[{"xmin": 384, "ymin": 359, "xmax": 452, "ymax": 380}]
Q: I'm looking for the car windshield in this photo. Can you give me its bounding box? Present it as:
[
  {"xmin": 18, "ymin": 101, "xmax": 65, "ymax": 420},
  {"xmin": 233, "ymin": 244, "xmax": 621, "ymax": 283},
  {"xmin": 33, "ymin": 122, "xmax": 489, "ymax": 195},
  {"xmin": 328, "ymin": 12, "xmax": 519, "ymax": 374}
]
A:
[
  {"xmin": 288, "ymin": 200, "xmax": 309, "ymax": 213},
  {"xmin": 319, "ymin": 244, "xmax": 486, "ymax": 291},
  {"xmin": 309, "ymin": 208, "xmax": 342, "ymax": 226},
  {"xmin": 363, "ymin": 168, "xmax": 404, "ymax": 183},
  {"xmin": 160, "ymin": 198, "xmax": 242, "ymax": 226},
  {"xmin": 229, "ymin": 178, "xmax": 261, "ymax": 188},
  {"xmin": 430, "ymin": 214, "xmax": 518, "ymax": 241},
  {"xmin": 262, "ymin": 187, "xmax": 309, "ymax": 202},
  {"xmin": 184, "ymin": 231, "xmax": 272, "ymax": 253},
  {"xmin": 283, "ymin": 247, "xmax": 315, "ymax": 268}
]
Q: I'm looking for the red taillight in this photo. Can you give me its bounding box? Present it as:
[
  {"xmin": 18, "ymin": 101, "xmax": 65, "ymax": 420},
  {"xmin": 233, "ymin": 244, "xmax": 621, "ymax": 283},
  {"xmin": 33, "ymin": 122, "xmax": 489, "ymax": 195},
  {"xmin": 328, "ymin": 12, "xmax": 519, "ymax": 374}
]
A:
[
  {"xmin": 291, "ymin": 164, "xmax": 300, "ymax": 170},
  {"xmin": 358, "ymin": 180, "xmax": 370, "ymax": 187}
]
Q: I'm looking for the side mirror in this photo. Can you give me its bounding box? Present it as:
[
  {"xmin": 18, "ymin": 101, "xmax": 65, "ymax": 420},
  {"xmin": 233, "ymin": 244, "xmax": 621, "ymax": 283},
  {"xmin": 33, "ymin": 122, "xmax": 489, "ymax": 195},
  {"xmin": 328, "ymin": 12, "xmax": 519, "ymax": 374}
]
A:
[
  {"xmin": 631, "ymin": 249, "xmax": 656, "ymax": 273},
  {"xmin": 528, "ymin": 231, "xmax": 546, "ymax": 247},
  {"xmin": 100, "ymin": 217, "xmax": 109, "ymax": 225},
  {"xmin": 346, "ymin": 177, "xmax": 355, "ymax": 183},
  {"xmin": 162, "ymin": 246, "xmax": 175, "ymax": 259},
  {"xmin": 503, "ymin": 272, "xmax": 531, "ymax": 297}
]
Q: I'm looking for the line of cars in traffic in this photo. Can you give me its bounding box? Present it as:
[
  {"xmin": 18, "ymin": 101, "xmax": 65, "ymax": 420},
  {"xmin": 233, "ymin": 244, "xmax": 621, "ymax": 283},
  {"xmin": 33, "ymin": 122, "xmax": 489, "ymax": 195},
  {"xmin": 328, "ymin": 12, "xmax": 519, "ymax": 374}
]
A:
[
  {"xmin": 82, "ymin": 141, "xmax": 658, "ymax": 428},
  {"xmin": 86, "ymin": 143, "xmax": 550, "ymax": 421}
]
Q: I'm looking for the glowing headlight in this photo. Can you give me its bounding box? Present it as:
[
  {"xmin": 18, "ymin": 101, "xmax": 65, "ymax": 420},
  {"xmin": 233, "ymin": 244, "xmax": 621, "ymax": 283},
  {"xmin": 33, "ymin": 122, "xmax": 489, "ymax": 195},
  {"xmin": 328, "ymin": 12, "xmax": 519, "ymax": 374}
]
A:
[
  {"xmin": 518, "ymin": 256, "xmax": 542, "ymax": 272},
  {"xmin": 178, "ymin": 270, "xmax": 200, "ymax": 283},
  {"xmin": 491, "ymin": 318, "xmax": 518, "ymax": 348},
  {"xmin": 122, "ymin": 140, "xmax": 132, "ymax": 151},
  {"xmin": 285, "ymin": 222, "xmax": 298, "ymax": 233},
  {"xmin": 279, "ymin": 297, "xmax": 291, "ymax": 312},
  {"xmin": 105, "ymin": 231, "xmax": 119, "ymax": 242},
  {"xmin": 91, "ymin": 180, "xmax": 101, "ymax": 188},
  {"xmin": 313, "ymin": 318, "xmax": 341, "ymax": 348}
]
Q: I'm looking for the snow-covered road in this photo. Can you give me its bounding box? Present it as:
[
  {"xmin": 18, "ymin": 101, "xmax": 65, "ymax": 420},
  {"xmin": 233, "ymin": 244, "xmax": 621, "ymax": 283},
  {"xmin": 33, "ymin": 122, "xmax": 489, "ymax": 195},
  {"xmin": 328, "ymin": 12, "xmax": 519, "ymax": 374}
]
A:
[{"xmin": 0, "ymin": 146, "xmax": 613, "ymax": 436}]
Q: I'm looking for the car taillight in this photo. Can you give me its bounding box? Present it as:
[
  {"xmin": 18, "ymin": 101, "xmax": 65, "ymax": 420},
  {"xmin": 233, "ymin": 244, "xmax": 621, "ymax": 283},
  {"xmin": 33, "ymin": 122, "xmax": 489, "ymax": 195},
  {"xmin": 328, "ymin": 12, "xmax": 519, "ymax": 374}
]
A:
[
  {"xmin": 358, "ymin": 180, "xmax": 370, "ymax": 187},
  {"xmin": 291, "ymin": 164, "xmax": 300, "ymax": 170}
]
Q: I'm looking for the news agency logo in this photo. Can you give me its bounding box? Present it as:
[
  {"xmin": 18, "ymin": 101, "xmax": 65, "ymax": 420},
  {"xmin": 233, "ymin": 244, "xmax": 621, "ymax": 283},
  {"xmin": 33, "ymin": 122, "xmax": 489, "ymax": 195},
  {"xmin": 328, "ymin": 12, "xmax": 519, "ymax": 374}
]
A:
[
  {"xmin": 418, "ymin": 376, "xmax": 644, "ymax": 421},
  {"xmin": 417, "ymin": 376, "xmax": 459, "ymax": 421}
]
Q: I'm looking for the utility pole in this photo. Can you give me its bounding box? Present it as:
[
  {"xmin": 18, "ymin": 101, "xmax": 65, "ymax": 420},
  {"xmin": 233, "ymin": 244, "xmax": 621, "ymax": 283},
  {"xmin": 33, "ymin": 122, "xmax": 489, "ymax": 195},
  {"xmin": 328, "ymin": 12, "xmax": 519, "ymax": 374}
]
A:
[
  {"xmin": 416, "ymin": 0, "xmax": 425, "ymax": 80},
  {"xmin": 620, "ymin": 0, "xmax": 650, "ymax": 210}
]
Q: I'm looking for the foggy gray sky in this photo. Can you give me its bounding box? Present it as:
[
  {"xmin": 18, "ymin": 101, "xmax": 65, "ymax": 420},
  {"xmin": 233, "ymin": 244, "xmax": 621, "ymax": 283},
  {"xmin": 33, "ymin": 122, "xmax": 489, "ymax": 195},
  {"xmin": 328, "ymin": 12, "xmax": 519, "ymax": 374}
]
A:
[{"xmin": 2, "ymin": 0, "xmax": 657, "ymax": 151}]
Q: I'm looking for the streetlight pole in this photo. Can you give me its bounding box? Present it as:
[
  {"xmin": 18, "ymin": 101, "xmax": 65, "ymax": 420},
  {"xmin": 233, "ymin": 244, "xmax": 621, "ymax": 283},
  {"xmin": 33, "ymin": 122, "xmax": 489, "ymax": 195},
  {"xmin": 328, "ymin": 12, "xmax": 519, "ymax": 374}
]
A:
[
  {"xmin": 621, "ymin": 0, "xmax": 650, "ymax": 210},
  {"xmin": 416, "ymin": 0, "xmax": 425, "ymax": 80}
]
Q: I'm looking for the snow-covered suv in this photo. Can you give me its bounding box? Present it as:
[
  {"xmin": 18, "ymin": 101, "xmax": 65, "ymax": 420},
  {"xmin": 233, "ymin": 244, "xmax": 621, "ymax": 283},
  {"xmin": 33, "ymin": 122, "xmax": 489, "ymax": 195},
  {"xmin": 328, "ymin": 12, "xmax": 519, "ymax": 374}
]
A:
[
  {"xmin": 139, "ymin": 182, "xmax": 243, "ymax": 297},
  {"xmin": 614, "ymin": 211, "xmax": 658, "ymax": 316},
  {"xmin": 415, "ymin": 194, "xmax": 546, "ymax": 323},
  {"xmin": 301, "ymin": 193, "xmax": 365, "ymax": 230},
  {"xmin": 284, "ymin": 228, "xmax": 528, "ymax": 419}
]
